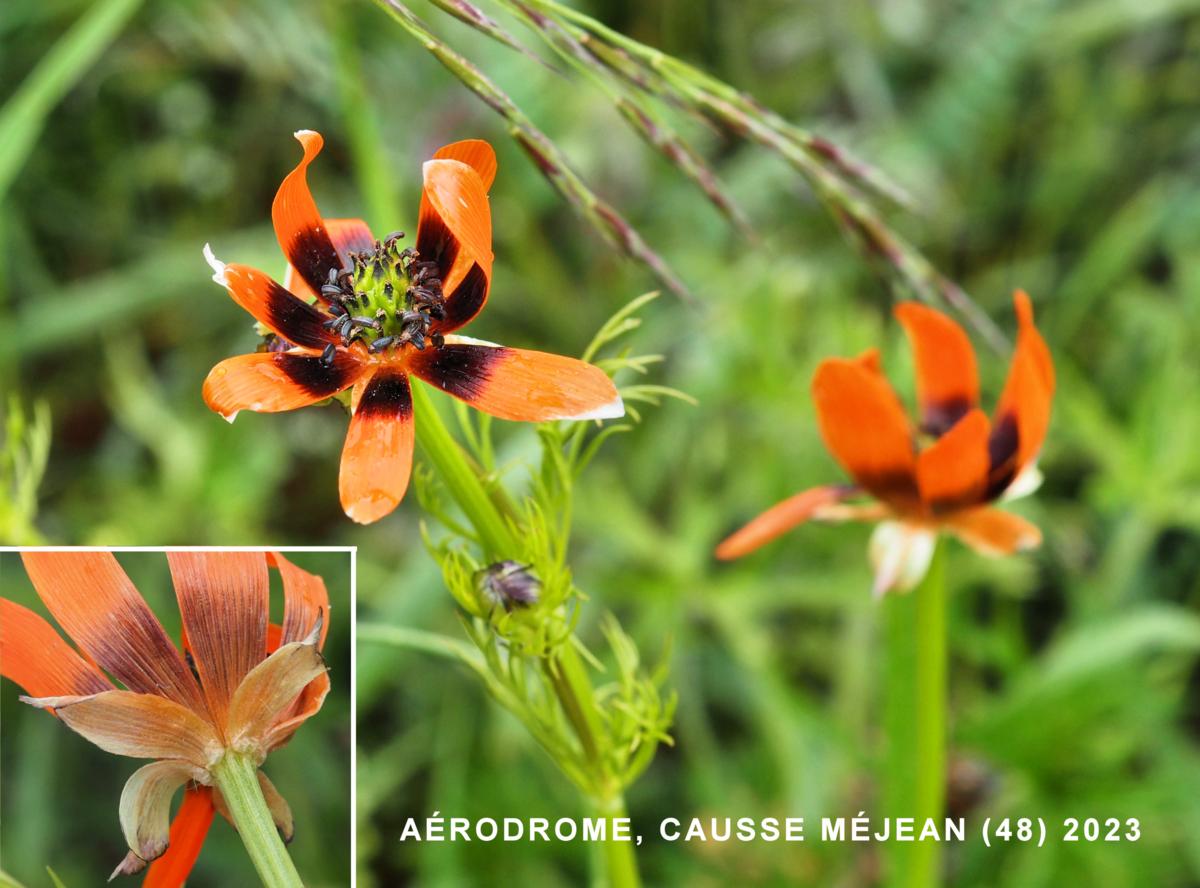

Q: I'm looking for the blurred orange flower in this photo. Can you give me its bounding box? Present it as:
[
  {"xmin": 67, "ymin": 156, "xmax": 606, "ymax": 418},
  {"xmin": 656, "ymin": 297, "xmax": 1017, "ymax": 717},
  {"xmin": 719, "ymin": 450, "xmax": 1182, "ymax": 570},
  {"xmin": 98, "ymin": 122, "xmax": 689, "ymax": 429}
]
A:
[
  {"xmin": 717, "ymin": 293, "xmax": 1054, "ymax": 595},
  {"xmin": 202, "ymin": 131, "xmax": 623, "ymax": 524},
  {"xmin": 0, "ymin": 551, "xmax": 330, "ymax": 884}
]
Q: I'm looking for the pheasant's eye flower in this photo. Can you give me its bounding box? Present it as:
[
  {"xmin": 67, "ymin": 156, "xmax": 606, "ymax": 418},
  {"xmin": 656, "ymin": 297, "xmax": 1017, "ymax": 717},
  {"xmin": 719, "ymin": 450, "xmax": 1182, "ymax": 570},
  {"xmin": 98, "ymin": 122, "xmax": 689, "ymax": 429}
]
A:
[
  {"xmin": 202, "ymin": 131, "xmax": 624, "ymax": 524},
  {"xmin": 716, "ymin": 292, "xmax": 1055, "ymax": 596},
  {"xmin": 0, "ymin": 551, "xmax": 330, "ymax": 882}
]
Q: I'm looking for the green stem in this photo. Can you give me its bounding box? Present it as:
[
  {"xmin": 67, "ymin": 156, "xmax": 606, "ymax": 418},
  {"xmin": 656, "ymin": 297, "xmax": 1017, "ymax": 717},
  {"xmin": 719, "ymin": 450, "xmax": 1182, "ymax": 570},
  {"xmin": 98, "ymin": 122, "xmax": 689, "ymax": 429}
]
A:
[
  {"xmin": 883, "ymin": 539, "xmax": 946, "ymax": 888},
  {"xmin": 210, "ymin": 752, "xmax": 302, "ymax": 888},
  {"xmin": 546, "ymin": 644, "xmax": 640, "ymax": 888},
  {"xmin": 409, "ymin": 362, "xmax": 638, "ymax": 886},
  {"xmin": 589, "ymin": 793, "xmax": 640, "ymax": 888},
  {"xmin": 411, "ymin": 382, "xmax": 516, "ymax": 559}
]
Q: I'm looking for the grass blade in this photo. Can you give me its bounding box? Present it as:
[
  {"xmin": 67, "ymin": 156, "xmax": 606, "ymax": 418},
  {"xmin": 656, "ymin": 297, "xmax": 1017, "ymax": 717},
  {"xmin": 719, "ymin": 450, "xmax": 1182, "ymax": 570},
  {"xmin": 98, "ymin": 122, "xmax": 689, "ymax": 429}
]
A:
[{"xmin": 0, "ymin": 0, "xmax": 143, "ymax": 201}]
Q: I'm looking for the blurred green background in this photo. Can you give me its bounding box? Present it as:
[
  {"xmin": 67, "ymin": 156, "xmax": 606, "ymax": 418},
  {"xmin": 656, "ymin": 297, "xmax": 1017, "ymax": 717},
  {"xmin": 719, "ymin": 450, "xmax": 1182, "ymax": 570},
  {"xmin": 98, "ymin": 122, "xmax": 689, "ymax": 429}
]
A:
[
  {"xmin": 3, "ymin": 0, "xmax": 1200, "ymax": 886},
  {"xmin": 0, "ymin": 550, "xmax": 351, "ymax": 886}
]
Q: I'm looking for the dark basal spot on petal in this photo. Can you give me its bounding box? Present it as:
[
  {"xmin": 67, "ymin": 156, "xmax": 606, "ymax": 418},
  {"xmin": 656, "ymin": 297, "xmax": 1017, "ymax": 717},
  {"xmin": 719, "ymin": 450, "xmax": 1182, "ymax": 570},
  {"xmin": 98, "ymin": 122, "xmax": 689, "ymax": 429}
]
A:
[
  {"xmin": 288, "ymin": 226, "xmax": 342, "ymax": 297},
  {"xmin": 437, "ymin": 263, "xmax": 488, "ymax": 331},
  {"xmin": 862, "ymin": 469, "xmax": 921, "ymax": 507},
  {"xmin": 356, "ymin": 370, "xmax": 413, "ymax": 420},
  {"xmin": 263, "ymin": 278, "xmax": 332, "ymax": 349},
  {"xmin": 412, "ymin": 343, "xmax": 506, "ymax": 401},
  {"xmin": 985, "ymin": 411, "xmax": 1019, "ymax": 499},
  {"xmin": 276, "ymin": 352, "xmax": 358, "ymax": 398},
  {"xmin": 923, "ymin": 396, "xmax": 974, "ymax": 438},
  {"xmin": 416, "ymin": 211, "xmax": 460, "ymax": 280}
]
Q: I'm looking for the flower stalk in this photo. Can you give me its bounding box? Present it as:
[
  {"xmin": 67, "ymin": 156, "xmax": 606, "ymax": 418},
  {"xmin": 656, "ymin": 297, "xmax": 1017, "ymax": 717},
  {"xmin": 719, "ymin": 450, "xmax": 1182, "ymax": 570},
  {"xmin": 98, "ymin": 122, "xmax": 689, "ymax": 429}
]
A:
[
  {"xmin": 210, "ymin": 752, "xmax": 303, "ymax": 888},
  {"xmin": 547, "ymin": 644, "xmax": 641, "ymax": 888},
  {"xmin": 589, "ymin": 793, "xmax": 640, "ymax": 888},
  {"xmin": 355, "ymin": 296, "xmax": 680, "ymax": 887},
  {"xmin": 419, "ymin": 404, "xmax": 645, "ymax": 886},
  {"xmin": 883, "ymin": 539, "xmax": 946, "ymax": 888},
  {"xmin": 411, "ymin": 382, "xmax": 517, "ymax": 559}
]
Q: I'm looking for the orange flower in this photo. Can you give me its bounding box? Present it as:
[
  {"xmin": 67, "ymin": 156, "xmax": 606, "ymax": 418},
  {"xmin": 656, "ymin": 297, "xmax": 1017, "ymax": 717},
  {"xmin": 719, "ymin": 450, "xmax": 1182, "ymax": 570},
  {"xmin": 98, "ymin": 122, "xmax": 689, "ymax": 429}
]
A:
[
  {"xmin": 716, "ymin": 293, "xmax": 1055, "ymax": 595},
  {"xmin": 0, "ymin": 551, "xmax": 330, "ymax": 883},
  {"xmin": 202, "ymin": 131, "xmax": 624, "ymax": 524}
]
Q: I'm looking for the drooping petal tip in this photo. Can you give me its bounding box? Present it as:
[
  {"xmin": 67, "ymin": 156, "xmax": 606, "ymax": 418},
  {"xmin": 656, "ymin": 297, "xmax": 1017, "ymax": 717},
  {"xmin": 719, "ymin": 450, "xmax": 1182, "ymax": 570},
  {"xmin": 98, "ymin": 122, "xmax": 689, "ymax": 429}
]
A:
[
  {"xmin": 109, "ymin": 850, "xmax": 148, "ymax": 881},
  {"xmin": 202, "ymin": 243, "xmax": 228, "ymax": 287}
]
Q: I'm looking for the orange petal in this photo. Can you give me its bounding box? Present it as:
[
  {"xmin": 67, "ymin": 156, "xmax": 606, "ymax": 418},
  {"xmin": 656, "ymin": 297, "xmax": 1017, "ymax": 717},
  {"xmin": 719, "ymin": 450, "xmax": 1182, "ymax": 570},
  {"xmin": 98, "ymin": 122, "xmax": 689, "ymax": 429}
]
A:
[
  {"xmin": 271, "ymin": 130, "xmax": 342, "ymax": 302},
  {"xmin": 434, "ymin": 139, "xmax": 497, "ymax": 190},
  {"xmin": 283, "ymin": 217, "xmax": 376, "ymax": 302},
  {"xmin": 0, "ymin": 598, "xmax": 111, "ymax": 698},
  {"xmin": 141, "ymin": 787, "xmax": 216, "ymax": 888},
  {"xmin": 894, "ymin": 302, "xmax": 980, "ymax": 436},
  {"xmin": 407, "ymin": 338, "xmax": 624, "ymax": 422},
  {"xmin": 854, "ymin": 346, "xmax": 884, "ymax": 376},
  {"xmin": 944, "ymin": 506, "xmax": 1042, "ymax": 556},
  {"xmin": 988, "ymin": 291, "xmax": 1055, "ymax": 496},
  {"xmin": 226, "ymin": 635, "xmax": 327, "ymax": 757},
  {"xmin": 338, "ymin": 367, "xmax": 415, "ymax": 524},
  {"xmin": 208, "ymin": 258, "xmax": 335, "ymax": 350},
  {"xmin": 916, "ymin": 409, "xmax": 990, "ymax": 512},
  {"xmin": 167, "ymin": 553, "xmax": 269, "ymax": 733},
  {"xmin": 270, "ymin": 553, "xmax": 330, "ymax": 648},
  {"xmin": 21, "ymin": 690, "xmax": 223, "ymax": 767},
  {"xmin": 811, "ymin": 357, "xmax": 919, "ymax": 510},
  {"xmin": 20, "ymin": 552, "xmax": 205, "ymax": 713},
  {"xmin": 203, "ymin": 350, "xmax": 368, "ymax": 422},
  {"xmin": 715, "ymin": 486, "xmax": 852, "ymax": 560},
  {"xmin": 434, "ymin": 261, "xmax": 491, "ymax": 335},
  {"xmin": 416, "ymin": 158, "xmax": 494, "ymax": 318},
  {"xmin": 118, "ymin": 761, "xmax": 200, "ymax": 867}
]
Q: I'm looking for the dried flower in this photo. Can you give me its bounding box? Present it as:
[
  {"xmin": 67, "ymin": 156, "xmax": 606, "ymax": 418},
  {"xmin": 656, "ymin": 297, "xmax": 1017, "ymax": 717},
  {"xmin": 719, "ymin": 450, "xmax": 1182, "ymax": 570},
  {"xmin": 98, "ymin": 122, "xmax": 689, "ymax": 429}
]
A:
[{"xmin": 0, "ymin": 551, "xmax": 330, "ymax": 882}]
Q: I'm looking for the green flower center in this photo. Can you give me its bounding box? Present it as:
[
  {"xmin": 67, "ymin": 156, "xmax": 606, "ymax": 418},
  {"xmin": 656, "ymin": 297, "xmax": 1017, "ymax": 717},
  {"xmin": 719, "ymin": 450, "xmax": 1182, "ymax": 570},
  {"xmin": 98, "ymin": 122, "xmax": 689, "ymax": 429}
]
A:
[{"xmin": 316, "ymin": 233, "xmax": 446, "ymax": 362}]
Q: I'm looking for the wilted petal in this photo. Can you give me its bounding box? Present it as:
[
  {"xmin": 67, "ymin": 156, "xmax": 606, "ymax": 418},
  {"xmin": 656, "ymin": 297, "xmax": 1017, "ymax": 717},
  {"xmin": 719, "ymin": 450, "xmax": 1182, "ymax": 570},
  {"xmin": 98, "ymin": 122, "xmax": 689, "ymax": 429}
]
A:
[
  {"xmin": 168, "ymin": 552, "xmax": 269, "ymax": 732},
  {"xmin": 109, "ymin": 850, "xmax": 148, "ymax": 881},
  {"xmin": 118, "ymin": 761, "xmax": 203, "ymax": 867},
  {"xmin": 20, "ymin": 552, "xmax": 205, "ymax": 714},
  {"xmin": 226, "ymin": 629, "xmax": 327, "ymax": 757},
  {"xmin": 265, "ymin": 669, "xmax": 331, "ymax": 752},
  {"xmin": 20, "ymin": 690, "xmax": 223, "ymax": 768},
  {"xmin": 0, "ymin": 598, "xmax": 111, "ymax": 698},
  {"xmin": 142, "ymin": 786, "xmax": 216, "ymax": 888},
  {"xmin": 257, "ymin": 770, "xmax": 295, "ymax": 843},
  {"xmin": 270, "ymin": 553, "xmax": 330, "ymax": 648}
]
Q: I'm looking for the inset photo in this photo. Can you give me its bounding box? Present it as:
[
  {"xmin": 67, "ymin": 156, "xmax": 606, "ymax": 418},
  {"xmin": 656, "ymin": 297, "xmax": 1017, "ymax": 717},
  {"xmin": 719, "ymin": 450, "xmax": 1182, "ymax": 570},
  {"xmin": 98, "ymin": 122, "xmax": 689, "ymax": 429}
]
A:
[{"xmin": 0, "ymin": 549, "xmax": 353, "ymax": 887}]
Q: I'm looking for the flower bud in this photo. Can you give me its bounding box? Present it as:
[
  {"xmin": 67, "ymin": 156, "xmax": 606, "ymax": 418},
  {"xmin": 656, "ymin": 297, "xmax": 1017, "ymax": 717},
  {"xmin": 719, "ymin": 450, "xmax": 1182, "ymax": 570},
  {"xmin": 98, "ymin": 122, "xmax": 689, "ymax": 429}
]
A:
[{"xmin": 476, "ymin": 561, "xmax": 540, "ymax": 611}]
